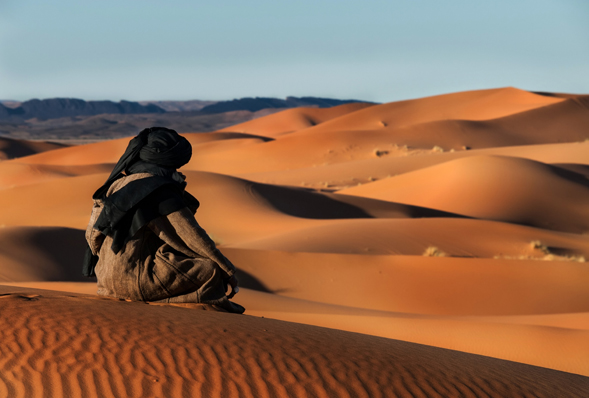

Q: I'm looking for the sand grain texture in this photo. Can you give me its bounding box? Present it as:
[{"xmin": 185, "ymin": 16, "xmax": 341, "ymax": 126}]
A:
[{"xmin": 1, "ymin": 285, "xmax": 588, "ymax": 398}]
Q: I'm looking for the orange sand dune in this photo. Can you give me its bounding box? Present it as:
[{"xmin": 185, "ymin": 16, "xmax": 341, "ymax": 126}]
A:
[
  {"xmin": 4, "ymin": 279, "xmax": 589, "ymax": 377},
  {"xmin": 0, "ymin": 173, "xmax": 103, "ymax": 229},
  {"xmin": 339, "ymin": 155, "xmax": 589, "ymax": 233},
  {"xmin": 222, "ymin": 248, "xmax": 589, "ymax": 316},
  {"xmin": 283, "ymin": 91, "xmax": 589, "ymax": 148},
  {"xmin": 11, "ymin": 131, "xmax": 261, "ymax": 166},
  {"xmin": 2, "ymin": 87, "xmax": 589, "ymax": 390},
  {"xmin": 182, "ymin": 98, "xmax": 589, "ymax": 176},
  {"xmin": 0, "ymin": 169, "xmax": 447, "ymax": 242},
  {"xmin": 15, "ymin": 137, "xmax": 130, "ymax": 165},
  {"xmin": 0, "ymin": 137, "xmax": 65, "ymax": 160},
  {"xmin": 228, "ymin": 218, "xmax": 589, "ymax": 258},
  {"xmin": 281, "ymin": 87, "xmax": 563, "ymax": 136},
  {"xmin": 239, "ymin": 141, "xmax": 589, "ymax": 189},
  {"xmin": 236, "ymin": 290, "xmax": 589, "ymax": 377},
  {"xmin": 324, "ymin": 97, "xmax": 589, "ymax": 152},
  {"xmin": 3, "ymin": 282, "xmax": 589, "ymax": 377},
  {"xmin": 217, "ymin": 102, "xmax": 375, "ymax": 137},
  {"xmin": 182, "ymin": 171, "xmax": 466, "ymax": 244},
  {"xmin": 1, "ymin": 285, "xmax": 587, "ymax": 398},
  {"xmin": 0, "ymin": 162, "xmax": 113, "ymax": 189}
]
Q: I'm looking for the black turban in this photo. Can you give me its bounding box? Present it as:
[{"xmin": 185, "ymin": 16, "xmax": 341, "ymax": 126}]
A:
[
  {"xmin": 139, "ymin": 128, "xmax": 193, "ymax": 169},
  {"xmin": 83, "ymin": 127, "xmax": 198, "ymax": 277},
  {"xmin": 93, "ymin": 127, "xmax": 192, "ymax": 199}
]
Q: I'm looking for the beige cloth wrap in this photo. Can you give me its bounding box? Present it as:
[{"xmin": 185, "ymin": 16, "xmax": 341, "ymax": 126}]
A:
[{"xmin": 85, "ymin": 173, "xmax": 242, "ymax": 312}]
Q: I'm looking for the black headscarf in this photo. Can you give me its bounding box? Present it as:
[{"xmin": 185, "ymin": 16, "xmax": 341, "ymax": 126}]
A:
[
  {"xmin": 92, "ymin": 127, "xmax": 193, "ymax": 199},
  {"xmin": 83, "ymin": 127, "xmax": 199, "ymax": 277}
]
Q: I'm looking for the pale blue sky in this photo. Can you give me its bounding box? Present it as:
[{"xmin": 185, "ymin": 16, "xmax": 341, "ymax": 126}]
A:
[{"xmin": 1, "ymin": 0, "xmax": 587, "ymax": 102}]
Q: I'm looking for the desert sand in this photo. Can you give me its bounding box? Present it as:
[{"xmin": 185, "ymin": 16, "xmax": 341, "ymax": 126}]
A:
[{"xmin": 1, "ymin": 87, "xmax": 588, "ymax": 396}]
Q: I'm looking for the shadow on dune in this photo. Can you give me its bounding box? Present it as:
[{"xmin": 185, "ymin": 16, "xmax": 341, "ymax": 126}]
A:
[
  {"xmin": 252, "ymin": 183, "xmax": 467, "ymax": 220},
  {"xmin": 0, "ymin": 227, "xmax": 90, "ymax": 282},
  {"xmin": 0, "ymin": 226, "xmax": 281, "ymax": 294},
  {"xmin": 549, "ymin": 163, "xmax": 589, "ymax": 186},
  {"xmin": 234, "ymin": 269, "xmax": 273, "ymax": 293}
]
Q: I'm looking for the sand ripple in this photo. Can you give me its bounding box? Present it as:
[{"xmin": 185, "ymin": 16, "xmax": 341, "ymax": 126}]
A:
[{"xmin": 0, "ymin": 287, "xmax": 587, "ymax": 398}]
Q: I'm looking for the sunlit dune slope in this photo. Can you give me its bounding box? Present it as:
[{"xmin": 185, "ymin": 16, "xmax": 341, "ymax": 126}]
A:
[
  {"xmin": 0, "ymin": 162, "xmax": 113, "ymax": 189},
  {"xmin": 14, "ymin": 137, "xmax": 130, "ymax": 165},
  {"xmin": 239, "ymin": 141, "xmax": 589, "ymax": 189},
  {"xmin": 338, "ymin": 155, "xmax": 589, "ymax": 233},
  {"xmin": 223, "ymin": 248, "xmax": 589, "ymax": 316},
  {"xmin": 217, "ymin": 102, "xmax": 375, "ymax": 137},
  {"xmin": 1, "ymin": 285, "xmax": 587, "ymax": 398},
  {"xmin": 183, "ymin": 94, "xmax": 589, "ymax": 175},
  {"xmin": 336, "ymin": 96, "xmax": 589, "ymax": 151},
  {"xmin": 0, "ymin": 173, "xmax": 102, "ymax": 229},
  {"xmin": 284, "ymin": 87, "xmax": 564, "ymax": 135}
]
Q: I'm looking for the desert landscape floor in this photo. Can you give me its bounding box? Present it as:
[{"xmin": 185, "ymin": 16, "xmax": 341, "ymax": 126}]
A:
[
  {"xmin": 1, "ymin": 87, "xmax": 588, "ymax": 396},
  {"xmin": 1, "ymin": 285, "xmax": 588, "ymax": 398}
]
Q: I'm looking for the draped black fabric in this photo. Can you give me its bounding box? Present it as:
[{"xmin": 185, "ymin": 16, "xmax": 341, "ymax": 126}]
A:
[
  {"xmin": 94, "ymin": 177, "xmax": 196, "ymax": 253},
  {"xmin": 83, "ymin": 127, "xmax": 196, "ymax": 277}
]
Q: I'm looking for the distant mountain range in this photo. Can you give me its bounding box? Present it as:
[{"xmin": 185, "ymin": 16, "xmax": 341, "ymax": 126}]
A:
[
  {"xmin": 0, "ymin": 98, "xmax": 165, "ymax": 121},
  {"xmin": 0, "ymin": 96, "xmax": 367, "ymax": 121},
  {"xmin": 197, "ymin": 96, "xmax": 363, "ymax": 114}
]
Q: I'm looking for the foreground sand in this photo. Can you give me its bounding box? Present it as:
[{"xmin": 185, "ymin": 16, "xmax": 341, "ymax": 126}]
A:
[
  {"xmin": 1, "ymin": 285, "xmax": 588, "ymax": 398},
  {"xmin": 1, "ymin": 87, "xmax": 588, "ymax": 395}
]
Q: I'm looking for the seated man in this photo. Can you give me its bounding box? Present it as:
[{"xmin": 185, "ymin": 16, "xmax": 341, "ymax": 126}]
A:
[{"xmin": 83, "ymin": 127, "xmax": 244, "ymax": 313}]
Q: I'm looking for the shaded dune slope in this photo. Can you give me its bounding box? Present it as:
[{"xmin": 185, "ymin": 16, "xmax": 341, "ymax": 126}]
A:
[
  {"xmin": 0, "ymin": 137, "xmax": 66, "ymax": 160},
  {"xmin": 0, "ymin": 285, "xmax": 587, "ymax": 398},
  {"xmin": 0, "ymin": 227, "xmax": 88, "ymax": 282}
]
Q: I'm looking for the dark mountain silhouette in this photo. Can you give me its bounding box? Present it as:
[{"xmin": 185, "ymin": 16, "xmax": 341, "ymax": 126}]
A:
[
  {"xmin": 0, "ymin": 96, "xmax": 370, "ymax": 121},
  {"xmin": 199, "ymin": 96, "xmax": 367, "ymax": 114},
  {"xmin": 0, "ymin": 98, "xmax": 165, "ymax": 121},
  {"xmin": 138, "ymin": 100, "xmax": 217, "ymax": 112},
  {"xmin": 0, "ymin": 96, "xmax": 371, "ymax": 141}
]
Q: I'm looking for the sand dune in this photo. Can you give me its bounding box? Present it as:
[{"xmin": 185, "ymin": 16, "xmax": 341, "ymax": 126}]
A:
[
  {"xmin": 222, "ymin": 248, "xmax": 589, "ymax": 316},
  {"xmin": 181, "ymin": 95, "xmax": 589, "ymax": 176},
  {"xmin": 239, "ymin": 141, "xmax": 589, "ymax": 190},
  {"xmin": 1, "ymin": 285, "xmax": 588, "ymax": 398},
  {"xmin": 228, "ymin": 218, "xmax": 589, "ymax": 258},
  {"xmin": 0, "ymin": 173, "xmax": 103, "ymax": 229},
  {"xmin": 0, "ymin": 162, "xmax": 113, "ymax": 189},
  {"xmin": 217, "ymin": 102, "xmax": 375, "ymax": 137},
  {"xmin": 339, "ymin": 155, "xmax": 589, "ymax": 233},
  {"xmin": 2, "ymin": 87, "xmax": 589, "ymax": 394},
  {"xmin": 277, "ymin": 87, "xmax": 564, "ymax": 135}
]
